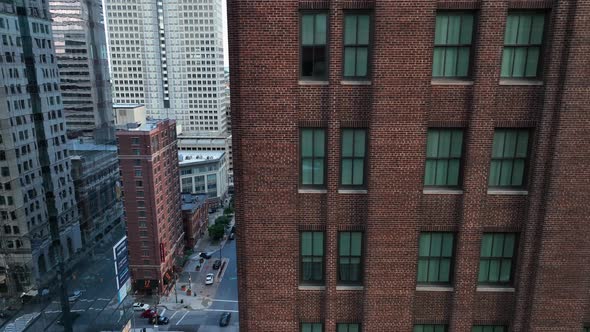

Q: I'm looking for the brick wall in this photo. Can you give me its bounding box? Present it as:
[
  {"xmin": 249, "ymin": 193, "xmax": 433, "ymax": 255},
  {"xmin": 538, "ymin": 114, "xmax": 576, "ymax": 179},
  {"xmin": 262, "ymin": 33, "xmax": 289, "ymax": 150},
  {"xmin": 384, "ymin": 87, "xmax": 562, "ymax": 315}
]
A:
[{"xmin": 229, "ymin": 0, "xmax": 590, "ymax": 331}]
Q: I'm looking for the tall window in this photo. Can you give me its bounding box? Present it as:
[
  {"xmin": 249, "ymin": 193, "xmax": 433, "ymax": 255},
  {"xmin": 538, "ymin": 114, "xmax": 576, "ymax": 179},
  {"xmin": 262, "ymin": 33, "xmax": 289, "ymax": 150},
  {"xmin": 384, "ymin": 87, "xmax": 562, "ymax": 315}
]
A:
[
  {"xmin": 501, "ymin": 12, "xmax": 545, "ymax": 78},
  {"xmin": 472, "ymin": 326, "xmax": 506, "ymax": 332},
  {"xmin": 414, "ymin": 325, "xmax": 448, "ymax": 332},
  {"xmin": 338, "ymin": 232, "xmax": 363, "ymax": 284},
  {"xmin": 343, "ymin": 13, "xmax": 370, "ymax": 78},
  {"xmin": 584, "ymin": 327, "xmax": 590, "ymax": 332},
  {"xmin": 301, "ymin": 232, "xmax": 324, "ymax": 284},
  {"xmin": 301, "ymin": 13, "xmax": 328, "ymax": 79},
  {"xmin": 478, "ymin": 233, "xmax": 516, "ymax": 285},
  {"xmin": 341, "ymin": 129, "xmax": 367, "ymax": 187},
  {"xmin": 424, "ymin": 129, "xmax": 463, "ymax": 187},
  {"xmin": 301, "ymin": 323, "xmax": 323, "ymax": 332},
  {"xmin": 489, "ymin": 129, "xmax": 530, "ymax": 188},
  {"xmin": 432, "ymin": 12, "xmax": 474, "ymax": 78},
  {"xmin": 417, "ymin": 232, "xmax": 454, "ymax": 284},
  {"xmin": 337, "ymin": 323, "xmax": 360, "ymax": 332},
  {"xmin": 301, "ymin": 128, "xmax": 326, "ymax": 187}
]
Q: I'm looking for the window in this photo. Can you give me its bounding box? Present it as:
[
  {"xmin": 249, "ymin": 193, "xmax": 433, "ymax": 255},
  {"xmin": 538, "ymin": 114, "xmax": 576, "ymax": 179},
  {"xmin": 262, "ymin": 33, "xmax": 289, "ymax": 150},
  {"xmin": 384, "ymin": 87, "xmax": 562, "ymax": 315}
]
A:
[
  {"xmin": 134, "ymin": 159, "xmax": 141, "ymax": 166},
  {"xmin": 417, "ymin": 232, "xmax": 454, "ymax": 284},
  {"xmin": 300, "ymin": 128, "xmax": 326, "ymax": 187},
  {"xmin": 489, "ymin": 129, "xmax": 530, "ymax": 188},
  {"xmin": 343, "ymin": 13, "xmax": 370, "ymax": 78},
  {"xmin": 135, "ymin": 170, "xmax": 142, "ymax": 177},
  {"xmin": 501, "ymin": 12, "xmax": 545, "ymax": 78},
  {"xmin": 137, "ymin": 191, "xmax": 144, "ymax": 197},
  {"xmin": 301, "ymin": 323, "xmax": 322, "ymax": 332},
  {"xmin": 131, "ymin": 137, "xmax": 139, "ymax": 145},
  {"xmin": 414, "ymin": 325, "xmax": 448, "ymax": 332},
  {"xmin": 472, "ymin": 326, "xmax": 506, "ymax": 332},
  {"xmin": 433, "ymin": 12, "xmax": 474, "ymax": 78},
  {"xmin": 135, "ymin": 180, "xmax": 143, "ymax": 187},
  {"xmin": 301, "ymin": 13, "xmax": 328, "ymax": 79},
  {"xmin": 478, "ymin": 233, "xmax": 516, "ymax": 285},
  {"xmin": 584, "ymin": 327, "xmax": 590, "ymax": 332},
  {"xmin": 133, "ymin": 149, "xmax": 140, "ymax": 155},
  {"xmin": 424, "ymin": 129, "xmax": 463, "ymax": 187},
  {"xmin": 337, "ymin": 323, "xmax": 360, "ymax": 332},
  {"xmin": 341, "ymin": 129, "xmax": 367, "ymax": 187},
  {"xmin": 300, "ymin": 231, "xmax": 324, "ymax": 284},
  {"xmin": 338, "ymin": 232, "xmax": 363, "ymax": 284}
]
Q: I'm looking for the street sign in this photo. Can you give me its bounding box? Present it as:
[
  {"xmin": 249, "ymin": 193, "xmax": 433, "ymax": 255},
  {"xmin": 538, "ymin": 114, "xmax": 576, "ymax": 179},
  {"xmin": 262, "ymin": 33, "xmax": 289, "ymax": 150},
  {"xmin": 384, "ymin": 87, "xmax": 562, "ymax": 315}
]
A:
[{"xmin": 113, "ymin": 236, "xmax": 130, "ymax": 290}]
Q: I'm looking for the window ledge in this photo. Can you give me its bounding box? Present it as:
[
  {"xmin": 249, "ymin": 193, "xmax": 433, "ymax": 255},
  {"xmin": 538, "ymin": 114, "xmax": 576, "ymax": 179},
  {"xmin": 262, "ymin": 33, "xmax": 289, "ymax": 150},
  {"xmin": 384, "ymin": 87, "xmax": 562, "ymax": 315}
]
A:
[
  {"xmin": 298, "ymin": 285, "xmax": 326, "ymax": 291},
  {"xmin": 476, "ymin": 286, "xmax": 515, "ymax": 293},
  {"xmin": 431, "ymin": 79, "xmax": 474, "ymax": 85},
  {"xmin": 499, "ymin": 79, "xmax": 544, "ymax": 86},
  {"xmin": 298, "ymin": 189, "xmax": 328, "ymax": 194},
  {"xmin": 338, "ymin": 189, "xmax": 368, "ymax": 194},
  {"xmin": 298, "ymin": 80, "xmax": 329, "ymax": 86},
  {"xmin": 336, "ymin": 285, "xmax": 364, "ymax": 291},
  {"xmin": 340, "ymin": 80, "xmax": 371, "ymax": 86},
  {"xmin": 423, "ymin": 189, "xmax": 463, "ymax": 195},
  {"xmin": 487, "ymin": 189, "xmax": 528, "ymax": 195},
  {"xmin": 416, "ymin": 285, "xmax": 454, "ymax": 292}
]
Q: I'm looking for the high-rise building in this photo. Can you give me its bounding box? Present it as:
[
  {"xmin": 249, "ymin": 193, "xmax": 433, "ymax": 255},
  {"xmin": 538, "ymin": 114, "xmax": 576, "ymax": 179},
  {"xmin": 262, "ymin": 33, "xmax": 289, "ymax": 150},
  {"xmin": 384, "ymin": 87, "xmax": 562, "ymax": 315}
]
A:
[
  {"xmin": 116, "ymin": 119, "xmax": 184, "ymax": 294},
  {"xmin": 229, "ymin": 1, "xmax": 590, "ymax": 331},
  {"xmin": 49, "ymin": 0, "xmax": 114, "ymax": 143},
  {"xmin": 105, "ymin": 0, "xmax": 226, "ymax": 137},
  {"xmin": 0, "ymin": 0, "xmax": 81, "ymax": 297}
]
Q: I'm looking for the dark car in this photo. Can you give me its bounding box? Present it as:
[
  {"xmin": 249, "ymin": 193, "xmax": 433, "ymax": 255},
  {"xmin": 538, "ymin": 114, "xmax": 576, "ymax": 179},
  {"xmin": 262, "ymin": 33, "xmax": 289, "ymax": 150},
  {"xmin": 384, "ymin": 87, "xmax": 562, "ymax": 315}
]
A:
[
  {"xmin": 212, "ymin": 259, "xmax": 222, "ymax": 270},
  {"xmin": 149, "ymin": 315, "xmax": 169, "ymax": 325},
  {"xmin": 228, "ymin": 233, "xmax": 235, "ymax": 240},
  {"xmin": 58, "ymin": 312, "xmax": 80, "ymax": 325},
  {"xmin": 219, "ymin": 312, "xmax": 231, "ymax": 327},
  {"xmin": 199, "ymin": 252, "xmax": 212, "ymax": 259},
  {"xmin": 141, "ymin": 309, "xmax": 157, "ymax": 318}
]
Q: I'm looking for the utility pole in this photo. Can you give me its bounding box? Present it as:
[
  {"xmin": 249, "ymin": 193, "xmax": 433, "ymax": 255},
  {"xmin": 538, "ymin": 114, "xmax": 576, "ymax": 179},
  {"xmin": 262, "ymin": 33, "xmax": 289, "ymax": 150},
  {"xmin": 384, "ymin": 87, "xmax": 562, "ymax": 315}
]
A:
[{"xmin": 174, "ymin": 272, "xmax": 178, "ymax": 303}]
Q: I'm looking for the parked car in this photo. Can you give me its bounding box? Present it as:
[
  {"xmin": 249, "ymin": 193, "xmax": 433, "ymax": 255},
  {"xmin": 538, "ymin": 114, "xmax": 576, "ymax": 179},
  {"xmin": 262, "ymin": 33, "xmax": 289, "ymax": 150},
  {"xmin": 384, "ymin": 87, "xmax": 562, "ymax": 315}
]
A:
[
  {"xmin": 68, "ymin": 290, "xmax": 81, "ymax": 303},
  {"xmin": 58, "ymin": 312, "xmax": 80, "ymax": 325},
  {"xmin": 228, "ymin": 233, "xmax": 235, "ymax": 240},
  {"xmin": 199, "ymin": 252, "xmax": 212, "ymax": 259},
  {"xmin": 149, "ymin": 315, "xmax": 169, "ymax": 325},
  {"xmin": 141, "ymin": 309, "xmax": 157, "ymax": 318},
  {"xmin": 212, "ymin": 259, "xmax": 222, "ymax": 270},
  {"xmin": 205, "ymin": 273, "xmax": 214, "ymax": 285},
  {"xmin": 219, "ymin": 312, "xmax": 231, "ymax": 327},
  {"xmin": 133, "ymin": 303, "xmax": 150, "ymax": 311}
]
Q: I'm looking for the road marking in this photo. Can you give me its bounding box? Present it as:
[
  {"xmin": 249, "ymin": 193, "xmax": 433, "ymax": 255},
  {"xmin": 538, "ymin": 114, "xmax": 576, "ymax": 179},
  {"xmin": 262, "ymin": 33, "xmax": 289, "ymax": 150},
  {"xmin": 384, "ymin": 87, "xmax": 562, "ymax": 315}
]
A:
[
  {"xmin": 97, "ymin": 298, "xmax": 110, "ymax": 301},
  {"xmin": 160, "ymin": 308, "xmax": 166, "ymax": 316},
  {"xmin": 170, "ymin": 311, "xmax": 179, "ymax": 319},
  {"xmin": 45, "ymin": 310, "xmax": 61, "ymax": 314},
  {"xmin": 204, "ymin": 309, "xmax": 239, "ymax": 313},
  {"xmin": 176, "ymin": 311, "xmax": 189, "ymax": 325},
  {"xmin": 212, "ymin": 299, "xmax": 239, "ymax": 303},
  {"xmin": 71, "ymin": 309, "xmax": 85, "ymax": 312}
]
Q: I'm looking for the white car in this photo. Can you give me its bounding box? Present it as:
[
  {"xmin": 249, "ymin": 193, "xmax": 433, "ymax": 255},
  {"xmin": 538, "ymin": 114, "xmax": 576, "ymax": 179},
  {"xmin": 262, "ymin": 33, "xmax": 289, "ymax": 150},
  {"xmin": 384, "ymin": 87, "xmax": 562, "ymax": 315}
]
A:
[
  {"xmin": 68, "ymin": 290, "xmax": 81, "ymax": 303},
  {"xmin": 132, "ymin": 303, "xmax": 150, "ymax": 311},
  {"xmin": 205, "ymin": 273, "xmax": 214, "ymax": 285}
]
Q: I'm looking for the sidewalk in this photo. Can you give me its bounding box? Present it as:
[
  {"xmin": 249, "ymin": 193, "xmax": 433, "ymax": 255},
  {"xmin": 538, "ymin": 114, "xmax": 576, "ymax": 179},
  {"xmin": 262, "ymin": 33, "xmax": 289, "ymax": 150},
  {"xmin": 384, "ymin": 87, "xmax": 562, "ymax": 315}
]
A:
[{"xmin": 158, "ymin": 214, "xmax": 234, "ymax": 311}]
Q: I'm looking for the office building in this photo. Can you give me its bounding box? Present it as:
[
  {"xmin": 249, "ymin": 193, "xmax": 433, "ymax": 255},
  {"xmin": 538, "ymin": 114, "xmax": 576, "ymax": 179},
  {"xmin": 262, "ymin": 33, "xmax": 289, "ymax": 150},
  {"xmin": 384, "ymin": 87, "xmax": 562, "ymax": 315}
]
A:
[
  {"xmin": 0, "ymin": 0, "xmax": 81, "ymax": 296},
  {"xmin": 105, "ymin": 0, "xmax": 227, "ymax": 137},
  {"xmin": 70, "ymin": 139, "xmax": 123, "ymax": 248},
  {"xmin": 178, "ymin": 150, "xmax": 228, "ymax": 209},
  {"xmin": 49, "ymin": 0, "xmax": 114, "ymax": 143},
  {"xmin": 229, "ymin": 0, "xmax": 590, "ymax": 331},
  {"xmin": 116, "ymin": 119, "xmax": 183, "ymax": 294}
]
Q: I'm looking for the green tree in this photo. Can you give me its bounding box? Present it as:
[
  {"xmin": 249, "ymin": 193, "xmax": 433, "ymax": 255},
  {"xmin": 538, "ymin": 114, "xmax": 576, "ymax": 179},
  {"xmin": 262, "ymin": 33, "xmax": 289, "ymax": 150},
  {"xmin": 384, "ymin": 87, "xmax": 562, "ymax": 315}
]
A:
[
  {"xmin": 216, "ymin": 215, "xmax": 230, "ymax": 227},
  {"xmin": 208, "ymin": 223, "xmax": 225, "ymax": 240},
  {"xmin": 224, "ymin": 206, "xmax": 234, "ymax": 216}
]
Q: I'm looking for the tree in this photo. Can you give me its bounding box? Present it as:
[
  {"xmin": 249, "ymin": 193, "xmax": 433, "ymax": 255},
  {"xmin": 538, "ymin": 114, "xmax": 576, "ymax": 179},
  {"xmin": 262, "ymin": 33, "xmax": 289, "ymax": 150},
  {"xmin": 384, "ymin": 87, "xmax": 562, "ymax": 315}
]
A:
[
  {"xmin": 208, "ymin": 223, "xmax": 225, "ymax": 240},
  {"xmin": 224, "ymin": 206, "xmax": 234, "ymax": 216},
  {"xmin": 216, "ymin": 215, "xmax": 230, "ymax": 227}
]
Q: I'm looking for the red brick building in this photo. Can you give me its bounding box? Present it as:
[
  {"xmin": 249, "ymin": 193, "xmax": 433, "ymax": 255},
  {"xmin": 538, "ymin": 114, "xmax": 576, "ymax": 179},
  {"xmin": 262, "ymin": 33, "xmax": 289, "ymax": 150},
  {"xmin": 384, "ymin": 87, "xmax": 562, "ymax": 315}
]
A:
[
  {"xmin": 116, "ymin": 119, "xmax": 184, "ymax": 294},
  {"xmin": 181, "ymin": 194, "xmax": 209, "ymax": 249},
  {"xmin": 229, "ymin": 0, "xmax": 590, "ymax": 331}
]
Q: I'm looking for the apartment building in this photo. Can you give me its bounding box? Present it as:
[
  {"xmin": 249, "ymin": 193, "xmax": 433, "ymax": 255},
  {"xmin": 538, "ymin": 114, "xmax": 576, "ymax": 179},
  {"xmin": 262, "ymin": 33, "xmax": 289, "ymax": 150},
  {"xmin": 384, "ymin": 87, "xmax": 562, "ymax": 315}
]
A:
[
  {"xmin": 116, "ymin": 119, "xmax": 184, "ymax": 294},
  {"xmin": 105, "ymin": 0, "xmax": 227, "ymax": 137},
  {"xmin": 229, "ymin": 0, "xmax": 590, "ymax": 331},
  {"xmin": 0, "ymin": 0, "xmax": 81, "ymax": 296}
]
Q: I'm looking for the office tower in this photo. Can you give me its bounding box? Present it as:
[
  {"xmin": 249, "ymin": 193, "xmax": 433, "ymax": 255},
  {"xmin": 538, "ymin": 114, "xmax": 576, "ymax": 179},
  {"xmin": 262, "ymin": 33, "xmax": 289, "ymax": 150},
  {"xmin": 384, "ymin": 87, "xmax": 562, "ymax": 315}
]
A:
[
  {"xmin": 105, "ymin": 0, "xmax": 226, "ymax": 137},
  {"xmin": 49, "ymin": 0, "xmax": 114, "ymax": 143},
  {"xmin": 116, "ymin": 119, "xmax": 184, "ymax": 294},
  {"xmin": 229, "ymin": 0, "xmax": 590, "ymax": 331},
  {"xmin": 0, "ymin": 0, "xmax": 81, "ymax": 297}
]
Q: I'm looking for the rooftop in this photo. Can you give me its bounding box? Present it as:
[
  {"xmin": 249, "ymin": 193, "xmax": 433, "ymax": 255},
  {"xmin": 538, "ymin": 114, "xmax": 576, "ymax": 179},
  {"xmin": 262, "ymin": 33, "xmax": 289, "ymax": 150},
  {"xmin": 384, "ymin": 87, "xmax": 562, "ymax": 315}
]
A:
[
  {"xmin": 112, "ymin": 103, "xmax": 144, "ymax": 109},
  {"xmin": 178, "ymin": 150, "xmax": 225, "ymax": 165},
  {"xmin": 181, "ymin": 193, "xmax": 208, "ymax": 212}
]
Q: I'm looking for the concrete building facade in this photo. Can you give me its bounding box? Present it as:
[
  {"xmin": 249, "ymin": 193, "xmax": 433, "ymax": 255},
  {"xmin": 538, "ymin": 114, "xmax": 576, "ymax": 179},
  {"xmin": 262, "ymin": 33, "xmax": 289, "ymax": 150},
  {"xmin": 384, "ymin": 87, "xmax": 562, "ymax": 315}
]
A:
[
  {"xmin": 178, "ymin": 150, "xmax": 228, "ymax": 209},
  {"xmin": 0, "ymin": 0, "xmax": 82, "ymax": 297},
  {"xmin": 117, "ymin": 119, "xmax": 184, "ymax": 295},
  {"xmin": 105, "ymin": 0, "xmax": 227, "ymax": 137},
  {"xmin": 229, "ymin": 0, "xmax": 590, "ymax": 331},
  {"xmin": 49, "ymin": 0, "xmax": 114, "ymax": 143}
]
